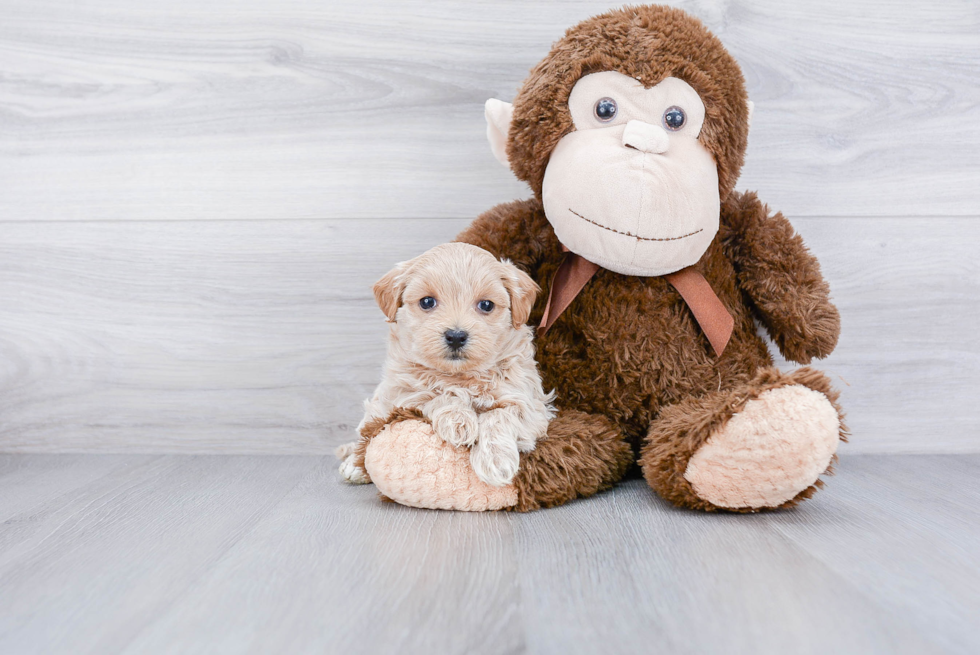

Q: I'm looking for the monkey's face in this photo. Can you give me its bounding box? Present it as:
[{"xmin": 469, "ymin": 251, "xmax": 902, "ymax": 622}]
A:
[
  {"xmin": 541, "ymin": 71, "xmax": 720, "ymax": 277},
  {"xmin": 485, "ymin": 6, "xmax": 751, "ymax": 274}
]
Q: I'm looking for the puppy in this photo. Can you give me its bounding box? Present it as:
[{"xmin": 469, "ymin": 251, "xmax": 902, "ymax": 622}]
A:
[{"xmin": 338, "ymin": 242, "xmax": 555, "ymax": 487}]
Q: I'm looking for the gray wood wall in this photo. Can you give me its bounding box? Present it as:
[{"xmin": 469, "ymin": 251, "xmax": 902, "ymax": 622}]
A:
[{"xmin": 1, "ymin": 0, "xmax": 978, "ymax": 454}]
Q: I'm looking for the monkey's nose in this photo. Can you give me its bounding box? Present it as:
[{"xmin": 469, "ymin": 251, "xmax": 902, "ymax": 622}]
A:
[
  {"xmin": 622, "ymin": 120, "xmax": 669, "ymax": 154},
  {"xmin": 444, "ymin": 329, "xmax": 468, "ymax": 351}
]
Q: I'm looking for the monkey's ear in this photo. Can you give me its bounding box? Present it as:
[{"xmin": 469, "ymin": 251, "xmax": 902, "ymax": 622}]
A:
[
  {"xmin": 500, "ymin": 260, "xmax": 540, "ymax": 328},
  {"xmin": 485, "ymin": 99, "xmax": 514, "ymax": 168},
  {"xmin": 746, "ymin": 99, "xmax": 754, "ymax": 130},
  {"xmin": 373, "ymin": 259, "xmax": 413, "ymax": 322}
]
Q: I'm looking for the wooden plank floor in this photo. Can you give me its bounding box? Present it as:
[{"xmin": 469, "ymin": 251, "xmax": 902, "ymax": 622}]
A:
[{"xmin": 0, "ymin": 454, "xmax": 977, "ymax": 654}]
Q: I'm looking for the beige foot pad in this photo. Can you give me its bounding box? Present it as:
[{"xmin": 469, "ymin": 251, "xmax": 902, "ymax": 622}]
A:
[
  {"xmin": 364, "ymin": 419, "xmax": 518, "ymax": 511},
  {"xmin": 684, "ymin": 384, "xmax": 840, "ymax": 509}
]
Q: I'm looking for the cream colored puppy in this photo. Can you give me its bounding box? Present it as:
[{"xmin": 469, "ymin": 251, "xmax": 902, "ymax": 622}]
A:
[{"xmin": 339, "ymin": 242, "xmax": 555, "ymax": 487}]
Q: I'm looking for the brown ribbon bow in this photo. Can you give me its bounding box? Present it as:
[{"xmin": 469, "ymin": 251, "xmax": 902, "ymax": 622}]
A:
[{"xmin": 538, "ymin": 248, "xmax": 734, "ymax": 357}]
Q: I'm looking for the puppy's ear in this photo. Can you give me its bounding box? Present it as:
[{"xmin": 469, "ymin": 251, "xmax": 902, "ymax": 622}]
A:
[
  {"xmin": 373, "ymin": 259, "xmax": 412, "ymax": 322},
  {"xmin": 500, "ymin": 260, "xmax": 539, "ymax": 328}
]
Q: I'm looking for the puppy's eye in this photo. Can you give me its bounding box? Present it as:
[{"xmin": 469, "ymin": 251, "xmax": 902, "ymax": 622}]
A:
[
  {"xmin": 419, "ymin": 297, "xmax": 437, "ymax": 310},
  {"xmin": 594, "ymin": 97, "xmax": 617, "ymax": 122},
  {"xmin": 477, "ymin": 300, "xmax": 495, "ymax": 313},
  {"xmin": 663, "ymin": 106, "xmax": 686, "ymax": 131}
]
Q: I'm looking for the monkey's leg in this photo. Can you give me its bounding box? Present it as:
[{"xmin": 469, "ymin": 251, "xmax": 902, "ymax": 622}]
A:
[
  {"xmin": 512, "ymin": 409, "xmax": 633, "ymax": 512},
  {"xmin": 640, "ymin": 367, "xmax": 846, "ymax": 512}
]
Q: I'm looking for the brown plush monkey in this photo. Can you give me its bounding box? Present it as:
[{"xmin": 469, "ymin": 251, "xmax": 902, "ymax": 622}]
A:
[{"xmin": 355, "ymin": 4, "xmax": 846, "ymax": 512}]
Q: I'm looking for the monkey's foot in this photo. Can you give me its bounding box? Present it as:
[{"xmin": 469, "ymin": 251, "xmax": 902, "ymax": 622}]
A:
[
  {"xmin": 364, "ymin": 419, "xmax": 518, "ymax": 511},
  {"xmin": 642, "ymin": 367, "xmax": 846, "ymax": 511},
  {"xmin": 684, "ymin": 384, "xmax": 840, "ymax": 509}
]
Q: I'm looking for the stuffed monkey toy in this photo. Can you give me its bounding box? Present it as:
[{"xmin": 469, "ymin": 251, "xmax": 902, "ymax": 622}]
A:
[{"xmin": 350, "ymin": 4, "xmax": 846, "ymax": 512}]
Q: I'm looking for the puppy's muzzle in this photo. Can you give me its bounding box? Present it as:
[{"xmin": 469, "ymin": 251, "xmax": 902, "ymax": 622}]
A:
[{"xmin": 444, "ymin": 329, "xmax": 468, "ymax": 353}]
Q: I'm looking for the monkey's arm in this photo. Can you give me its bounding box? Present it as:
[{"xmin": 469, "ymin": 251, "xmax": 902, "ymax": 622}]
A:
[
  {"xmin": 455, "ymin": 198, "xmax": 554, "ymax": 274},
  {"xmin": 720, "ymin": 191, "xmax": 839, "ymax": 364}
]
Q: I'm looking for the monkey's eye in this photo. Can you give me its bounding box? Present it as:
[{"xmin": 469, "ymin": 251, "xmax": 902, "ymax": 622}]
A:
[
  {"xmin": 419, "ymin": 296, "xmax": 437, "ymax": 310},
  {"xmin": 594, "ymin": 97, "xmax": 618, "ymax": 122},
  {"xmin": 477, "ymin": 300, "xmax": 495, "ymax": 313},
  {"xmin": 663, "ymin": 106, "xmax": 686, "ymax": 131}
]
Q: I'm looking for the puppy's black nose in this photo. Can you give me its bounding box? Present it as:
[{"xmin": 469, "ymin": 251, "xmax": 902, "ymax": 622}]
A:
[{"xmin": 444, "ymin": 329, "xmax": 468, "ymax": 351}]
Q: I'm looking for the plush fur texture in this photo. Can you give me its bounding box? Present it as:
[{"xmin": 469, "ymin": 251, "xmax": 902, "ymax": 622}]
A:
[
  {"xmin": 340, "ymin": 243, "xmax": 555, "ymax": 489},
  {"xmin": 641, "ymin": 367, "xmax": 847, "ymax": 512},
  {"xmin": 512, "ymin": 409, "xmax": 633, "ymax": 511},
  {"xmin": 456, "ymin": 190, "xmax": 845, "ymax": 510},
  {"xmin": 349, "ymin": 5, "xmax": 845, "ymax": 512},
  {"xmin": 451, "ymin": 7, "xmax": 844, "ymax": 512},
  {"xmin": 537, "ymin": 71, "xmax": 721, "ymax": 276},
  {"xmin": 506, "ymin": 5, "xmax": 750, "ymax": 201},
  {"xmin": 364, "ymin": 417, "xmax": 520, "ymax": 511},
  {"xmin": 684, "ymin": 384, "xmax": 840, "ymax": 509},
  {"xmin": 456, "ymin": 192, "xmax": 840, "ymax": 434}
]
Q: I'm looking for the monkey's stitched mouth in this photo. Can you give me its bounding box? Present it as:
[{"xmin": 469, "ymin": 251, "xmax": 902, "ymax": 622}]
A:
[{"xmin": 568, "ymin": 208, "xmax": 703, "ymax": 242}]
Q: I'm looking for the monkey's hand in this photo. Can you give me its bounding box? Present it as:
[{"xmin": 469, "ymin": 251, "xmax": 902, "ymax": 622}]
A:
[{"xmin": 721, "ymin": 191, "xmax": 840, "ymax": 364}]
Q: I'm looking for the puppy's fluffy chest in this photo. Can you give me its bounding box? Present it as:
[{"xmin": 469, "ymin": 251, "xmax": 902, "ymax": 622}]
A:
[{"xmin": 398, "ymin": 358, "xmax": 520, "ymax": 412}]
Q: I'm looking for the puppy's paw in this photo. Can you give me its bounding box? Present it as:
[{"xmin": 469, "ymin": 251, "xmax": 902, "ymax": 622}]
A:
[
  {"xmin": 431, "ymin": 406, "xmax": 479, "ymax": 448},
  {"xmin": 470, "ymin": 437, "xmax": 520, "ymax": 487},
  {"xmin": 339, "ymin": 454, "xmax": 371, "ymax": 485},
  {"xmin": 335, "ymin": 440, "xmax": 358, "ymax": 461},
  {"xmin": 479, "ymin": 407, "xmax": 540, "ymax": 453}
]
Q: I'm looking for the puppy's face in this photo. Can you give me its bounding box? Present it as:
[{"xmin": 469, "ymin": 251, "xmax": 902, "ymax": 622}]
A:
[{"xmin": 374, "ymin": 243, "xmax": 539, "ymax": 374}]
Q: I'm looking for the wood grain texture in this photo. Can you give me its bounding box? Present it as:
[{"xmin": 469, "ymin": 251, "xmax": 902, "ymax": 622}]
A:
[
  {"xmin": 0, "ymin": 454, "xmax": 153, "ymax": 523},
  {"xmin": 1, "ymin": 216, "xmax": 977, "ymax": 454},
  {"xmin": 0, "ymin": 454, "xmax": 976, "ymax": 654},
  {"xmin": 1, "ymin": 0, "xmax": 978, "ymax": 220},
  {"xmin": 0, "ymin": 218, "xmax": 455, "ymax": 454},
  {"xmin": 123, "ymin": 461, "xmax": 524, "ymax": 655},
  {"xmin": 0, "ymin": 455, "xmax": 320, "ymax": 653},
  {"xmin": 508, "ymin": 471, "xmax": 945, "ymax": 655},
  {"xmin": 767, "ymin": 456, "xmax": 980, "ymax": 655}
]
